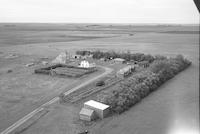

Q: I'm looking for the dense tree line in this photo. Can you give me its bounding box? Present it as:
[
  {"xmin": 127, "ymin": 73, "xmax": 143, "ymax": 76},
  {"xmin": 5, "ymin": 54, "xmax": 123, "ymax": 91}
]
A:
[
  {"xmin": 97, "ymin": 55, "xmax": 191, "ymax": 114},
  {"xmin": 76, "ymin": 50, "xmax": 155, "ymax": 63},
  {"xmin": 76, "ymin": 50, "xmax": 92, "ymax": 56}
]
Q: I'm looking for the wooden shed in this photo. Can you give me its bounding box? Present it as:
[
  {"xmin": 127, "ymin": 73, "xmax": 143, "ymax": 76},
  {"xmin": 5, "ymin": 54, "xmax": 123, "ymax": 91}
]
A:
[
  {"xmin": 79, "ymin": 108, "xmax": 95, "ymax": 121},
  {"xmin": 84, "ymin": 100, "xmax": 110, "ymax": 119}
]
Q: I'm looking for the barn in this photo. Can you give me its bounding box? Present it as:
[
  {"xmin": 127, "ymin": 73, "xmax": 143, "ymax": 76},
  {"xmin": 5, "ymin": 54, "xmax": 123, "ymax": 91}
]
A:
[
  {"xmin": 84, "ymin": 100, "xmax": 110, "ymax": 119},
  {"xmin": 79, "ymin": 108, "xmax": 96, "ymax": 121}
]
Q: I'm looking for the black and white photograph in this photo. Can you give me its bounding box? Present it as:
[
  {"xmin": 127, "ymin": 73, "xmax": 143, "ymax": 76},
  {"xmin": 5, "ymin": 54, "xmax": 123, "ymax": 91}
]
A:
[{"xmin": 0, "ymin": 0, "xmax": 199, "ymax": 134}]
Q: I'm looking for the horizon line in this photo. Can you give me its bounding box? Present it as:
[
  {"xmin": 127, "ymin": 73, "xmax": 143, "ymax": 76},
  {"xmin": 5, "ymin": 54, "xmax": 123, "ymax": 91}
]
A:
[{"xmin": 0, "ymin": 22, "xmax": 199, "ymax": 26}]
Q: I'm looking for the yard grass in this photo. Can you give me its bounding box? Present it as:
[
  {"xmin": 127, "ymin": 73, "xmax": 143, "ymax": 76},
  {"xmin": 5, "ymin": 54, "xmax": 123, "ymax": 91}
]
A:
[{"xmin": 0, "ymin": 23, "xmax": 198, "ymax": 134}]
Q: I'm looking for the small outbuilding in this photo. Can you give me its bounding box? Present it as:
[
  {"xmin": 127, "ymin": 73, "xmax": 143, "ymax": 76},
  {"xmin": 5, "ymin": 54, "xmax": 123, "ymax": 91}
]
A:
[
  {"xmin": 79, "ymin": 108, "xmax": 96, "ymax": 121},
  {"xmin": 138, "ymin": 61, "xmax": 149, "ymax": 68},
  {"xmin": 113, "ymin": 58, "xmax": 126, "ymax": 64},
  {"xmin": 80, "ymin": 60, "xmax": 90, "ymax": 68},
  {"xmin": 84, "ymin": 100, "xmax": 110, "ymax": 119},
  {"xmin": 116, "ymin": 65, "xmax": 135, "ymax": 78}
]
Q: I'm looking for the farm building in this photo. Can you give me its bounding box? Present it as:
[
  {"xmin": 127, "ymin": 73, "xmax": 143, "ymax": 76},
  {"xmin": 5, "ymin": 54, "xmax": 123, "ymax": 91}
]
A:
[
  {"xmin": 84, "ymin": 100, "xmax": 110, "ymax": 119},
  {"xmin": 138, "ymin": 61, "xmax": 149, "ymax": 68},
  {"xmin": 79, "ymin": 60, "xmax": 96, "ymax": 68},
  {"xmin": 79, "ymin": 108, "xmax": 96, "ymax": 121},
  {"xmin": 116, "ymin": 65, "xmax": 135, "ymax": 78},
  {"xmin": 100, "ymin": 58, "xmax": 106, "ymax": 61},
  {"xmin": 113, "ymin": 58, "xmax": 126, "ymax": 64},
  {"xmin": 100, "ymin": 57, "xmax": 111, "ymax": 61},
  {"xmin": 52, "ymin": 52, "xmax": 70, "ymax": 64}
]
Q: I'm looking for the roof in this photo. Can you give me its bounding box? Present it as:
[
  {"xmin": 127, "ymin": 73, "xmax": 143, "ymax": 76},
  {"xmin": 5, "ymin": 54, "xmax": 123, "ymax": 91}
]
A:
[
  {"xmin": 79, "ymin": 108, "xmax": 94, "ymax": 116},
  {"xmin": 113, "ymin": 58, "xmax": 125, "ymax": 62},
  {"xmin": 118, "ymin": 65, "xmax": 133, "ymax": 74},
  {"xmin": 84, "ymin": 100, "xmax": 109, "ymax": 110}
]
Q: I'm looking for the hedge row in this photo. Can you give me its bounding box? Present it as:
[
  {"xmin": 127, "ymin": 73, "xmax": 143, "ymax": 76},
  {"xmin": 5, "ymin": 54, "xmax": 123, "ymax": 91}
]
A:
[
  {"xmin": 97, "ymin": 55, "xmax": 191, "ymax": 114},
  {"xmin": 76, "ymin": 50, "xmax": 155, "ymax": 63}
]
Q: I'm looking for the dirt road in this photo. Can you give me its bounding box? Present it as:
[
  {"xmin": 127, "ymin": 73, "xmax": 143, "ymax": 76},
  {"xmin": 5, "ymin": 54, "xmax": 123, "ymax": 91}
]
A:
[{"xmin": 0, "ymin": 66, "xmax": 113, "ymax": 134}]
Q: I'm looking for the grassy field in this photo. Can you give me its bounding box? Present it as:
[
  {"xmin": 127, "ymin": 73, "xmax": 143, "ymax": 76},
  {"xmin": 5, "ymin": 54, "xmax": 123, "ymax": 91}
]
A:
[
  {"xmin": 0, "ymin": 23, "xmax": 199, "ymax": 134},
  {"xmin": 0, "ymin": 23, "xmax": 198, "ymax": 46}
]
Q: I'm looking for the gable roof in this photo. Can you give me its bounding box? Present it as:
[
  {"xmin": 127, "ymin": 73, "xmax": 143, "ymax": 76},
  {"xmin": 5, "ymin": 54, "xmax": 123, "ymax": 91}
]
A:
[{"xmin": 79, "ymin": 108, "xmax": 94, "ymax": 116}]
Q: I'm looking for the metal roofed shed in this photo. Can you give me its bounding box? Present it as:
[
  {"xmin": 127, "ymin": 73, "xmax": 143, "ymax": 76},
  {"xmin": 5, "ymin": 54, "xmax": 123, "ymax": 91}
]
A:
[
  {"xmin": 113, "ymin": 58, "xmax": 126, "ymax": 64},
  {"xmin": 79, "ymin": 108, "xmax": 96, "ymax": 121},
  {"xmin": 84, "ymin": 100, "xmax": 110, "ymax": 119}
]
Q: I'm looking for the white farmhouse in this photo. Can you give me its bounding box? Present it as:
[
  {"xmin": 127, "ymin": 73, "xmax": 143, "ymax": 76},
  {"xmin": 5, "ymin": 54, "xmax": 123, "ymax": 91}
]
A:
[
  {"xmin": 79, "ymin": 60, "xmax": 90, "ymax": 68},
  {"xmin": 79, "ymin": 60, "xmax": 96, "ymax": 68}
]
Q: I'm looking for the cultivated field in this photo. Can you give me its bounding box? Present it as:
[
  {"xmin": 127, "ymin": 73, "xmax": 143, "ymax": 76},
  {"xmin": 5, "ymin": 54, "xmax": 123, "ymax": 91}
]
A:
[{"xmin": 0, "ymin": 23, "xmax": 199, "ymax": 134}]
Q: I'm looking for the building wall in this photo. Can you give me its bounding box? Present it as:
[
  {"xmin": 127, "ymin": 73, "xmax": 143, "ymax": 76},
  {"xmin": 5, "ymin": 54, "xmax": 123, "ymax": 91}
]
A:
[
  {"xmin": 84, "ymin": 105, "xmax": 108, "ymax": 119},
  {"xmin": 102, "ymin": 108, "xmax": 110, "ymax": 118},
  {"xmin": 80, "ymin": 114, "xmax": 95, "ymax": 121},
  {"xmin": 80, "ymin": 114, "xmax": 90, "ymax": 121},
  {"xmin": 80, "ymin": 61, "xmax": 90, "ymax": 68},
  {"xmin": 116, "ymin": 66, "xmax": 135, "ymax": 78}
]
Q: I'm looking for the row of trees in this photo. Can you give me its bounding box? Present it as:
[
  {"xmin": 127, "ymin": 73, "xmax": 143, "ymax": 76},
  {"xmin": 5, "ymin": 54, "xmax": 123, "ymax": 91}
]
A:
[
  {"xmin": 97, "ymin": 55, "xmax": 191, "ymax": 114},
  {"xmin": 76, "ymin": 50, "xmax": 92, "ymax": 56},
  {"xmin": 76, "ymin": 50, "xmax": 155, "ymax": 63}
]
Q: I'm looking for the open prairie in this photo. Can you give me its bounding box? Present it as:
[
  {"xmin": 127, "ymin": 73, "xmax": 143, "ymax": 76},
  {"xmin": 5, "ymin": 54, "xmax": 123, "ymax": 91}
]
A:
[{"xmin": 0, "ymin": 23, "xmax": 199, "ymax": 134}]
